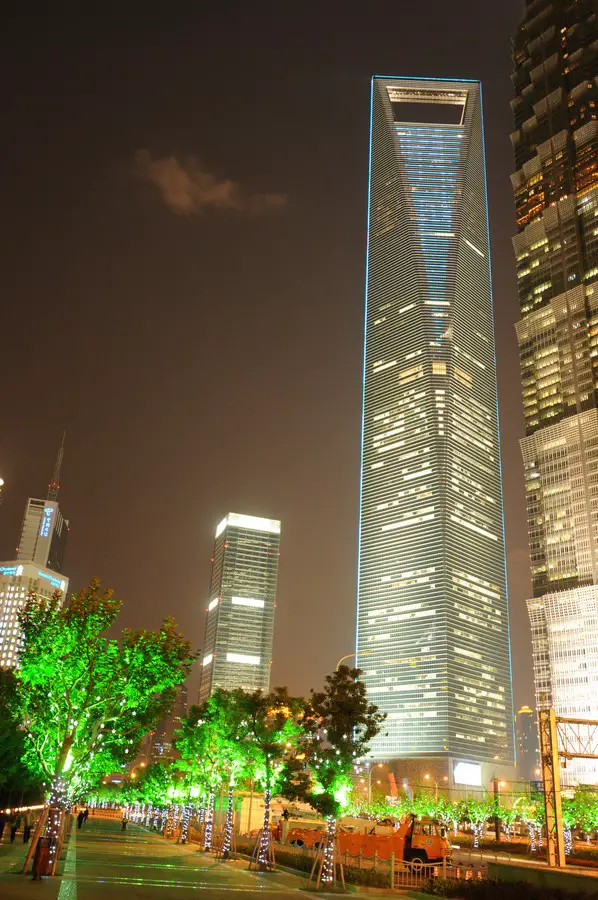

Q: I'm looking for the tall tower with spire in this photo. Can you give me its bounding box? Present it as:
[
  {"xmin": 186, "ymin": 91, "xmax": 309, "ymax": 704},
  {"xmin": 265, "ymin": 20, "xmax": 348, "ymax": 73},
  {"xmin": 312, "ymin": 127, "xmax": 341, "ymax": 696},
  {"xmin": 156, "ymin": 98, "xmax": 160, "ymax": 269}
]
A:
[
  {"xmin": 0, "ymin": 437, "xmax": 70, "ymax": 667},
  {"xmin": 16, "ymin": 434, "xmax": 69, "ymax": 573}
]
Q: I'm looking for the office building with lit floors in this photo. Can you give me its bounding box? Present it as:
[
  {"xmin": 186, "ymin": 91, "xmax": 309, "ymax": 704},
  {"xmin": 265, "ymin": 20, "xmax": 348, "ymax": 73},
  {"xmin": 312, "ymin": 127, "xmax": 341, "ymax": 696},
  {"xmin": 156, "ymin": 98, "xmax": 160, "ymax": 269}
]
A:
[
  {"xmin": 510, "ymin": 0, "xmax": 598, "ymax": 785},
  {"xmin": 356, "ymin": 76, "xmax": 514, "ymax": 788},
  {"xmin": 198, "ymin": 513, "xmax": 281, "ymax": 703},
  {"xmin": 149, "ymin": 684, "xmax": 188, "ymax": 763}
]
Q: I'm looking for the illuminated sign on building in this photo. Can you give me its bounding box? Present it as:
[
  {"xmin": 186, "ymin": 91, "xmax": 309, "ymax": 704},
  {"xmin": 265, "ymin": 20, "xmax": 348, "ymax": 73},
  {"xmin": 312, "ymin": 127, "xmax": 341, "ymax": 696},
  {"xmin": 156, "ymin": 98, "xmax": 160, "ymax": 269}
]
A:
[
  {"xmin": 39, "ymin": 507, "xmax": 54, "ymax": 538},
  {"xmin": 453, "ymin": 761, "xmax": 482, "ymax": 787},
  {"xmin": 37, "ymin": 570, "xmax": 65, "ymax": 590}
]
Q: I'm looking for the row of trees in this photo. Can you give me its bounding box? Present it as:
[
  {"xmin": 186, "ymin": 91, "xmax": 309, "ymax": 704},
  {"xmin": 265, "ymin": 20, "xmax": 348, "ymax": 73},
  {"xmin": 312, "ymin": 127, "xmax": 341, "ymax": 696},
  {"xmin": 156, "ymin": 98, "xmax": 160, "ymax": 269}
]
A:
[
  {"xmin": 1, "ymin": 579, "xmax": 386, "ymax": 881},
  {"xmin": 118, "ymin": 672, "xmax": 385, "ymax": 869},
  {"xmin": 350, "ymin": 789, "xmax": 598, "ymax": 851}
]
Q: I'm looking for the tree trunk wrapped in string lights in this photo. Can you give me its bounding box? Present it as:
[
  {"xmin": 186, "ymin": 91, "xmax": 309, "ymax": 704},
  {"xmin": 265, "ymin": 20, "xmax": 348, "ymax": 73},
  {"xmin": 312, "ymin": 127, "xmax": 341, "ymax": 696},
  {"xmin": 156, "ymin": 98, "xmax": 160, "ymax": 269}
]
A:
[
  {"xmin": 203, "ymin": 792, "xmax": 214, "ymax": 850},
  {"xmin": 321, "ymin": 817, "xmax": 336, "ymax": 885},
  {"xmin": 221, "ymin": 786, "xmax": 235, "ymax": 858},
  {"xmin": 257, "ymin": 788, "xmax": 272, "ymax": 867},
  {"xmin": 180, "ymin": 802, "xmax": 192, "ymax": 844}
]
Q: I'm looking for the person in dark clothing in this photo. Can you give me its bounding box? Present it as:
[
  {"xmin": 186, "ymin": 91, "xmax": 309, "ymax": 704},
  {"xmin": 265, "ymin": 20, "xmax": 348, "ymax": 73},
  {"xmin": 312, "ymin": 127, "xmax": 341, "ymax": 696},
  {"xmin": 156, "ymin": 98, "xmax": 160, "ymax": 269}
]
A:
[
  {"xmin": 0, "ymin": 811, "xmax": 6, "ymax": 842},
  {"xmin": 22, "ymin": 809, "xmax": 33, "ymax": 843},
  {"xmin": 9, "ymin": 812, "xmax": 21, "ymax": 843},
  {"xmin": 121, "ymin": 813, "xmax": 128, "ymax": 831},
  {"xmin": 83, "ymin": 808, "xmax": 89, "ymax": 822},
  {"xmin": 77, "ymin": 810, "xmax": 85, "ymax": 829}
]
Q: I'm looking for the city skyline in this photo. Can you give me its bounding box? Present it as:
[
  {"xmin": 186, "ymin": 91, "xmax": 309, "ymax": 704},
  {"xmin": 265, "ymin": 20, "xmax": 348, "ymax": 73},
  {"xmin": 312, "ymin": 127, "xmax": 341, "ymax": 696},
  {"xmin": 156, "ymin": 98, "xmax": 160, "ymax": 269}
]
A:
[
  {"xmin": 0, "ymin": 2, "xmax": 534, "ymax": 707},
  {"xmin": 357, "ymin": 76, "xmax": 514, "ymax": 771}
]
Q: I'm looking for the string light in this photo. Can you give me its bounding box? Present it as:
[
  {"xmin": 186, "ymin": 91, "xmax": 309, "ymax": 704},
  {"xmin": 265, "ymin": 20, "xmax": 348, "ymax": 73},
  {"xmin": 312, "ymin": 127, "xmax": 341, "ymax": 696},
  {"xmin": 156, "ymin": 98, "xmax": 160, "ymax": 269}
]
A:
[
  {"xmin": 257, "ymin": 787, "xmax": 271, "ymax": 868},
  {"xmin": 321, "ymin": 816, "xmax": 336, "ymax": 884},
  {"xmin": 221, "ymin": 787, "xmax": 234, "ymax": 858},
  {"xmin": 564, "ymin": 827, "xmax": 573, "ymax": 856},
  {"xmin": 180, "ymin": 803, "xmax": 191, "ymax": 844},
  {"xmin": 204, "ymin": 792, "xmax": 214, "ymax": 850}
]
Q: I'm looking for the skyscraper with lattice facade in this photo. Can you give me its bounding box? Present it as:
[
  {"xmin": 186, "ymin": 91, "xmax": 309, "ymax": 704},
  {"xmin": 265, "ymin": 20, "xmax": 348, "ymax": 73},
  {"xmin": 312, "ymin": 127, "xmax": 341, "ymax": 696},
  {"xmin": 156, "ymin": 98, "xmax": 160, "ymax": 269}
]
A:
[
  {"xmin": 356, "ymin": 77, "xmax": 514, "ymax": 780},
  {"xmin": 511, "ymin": 0, "xmax": 598, "ymax": 784}
]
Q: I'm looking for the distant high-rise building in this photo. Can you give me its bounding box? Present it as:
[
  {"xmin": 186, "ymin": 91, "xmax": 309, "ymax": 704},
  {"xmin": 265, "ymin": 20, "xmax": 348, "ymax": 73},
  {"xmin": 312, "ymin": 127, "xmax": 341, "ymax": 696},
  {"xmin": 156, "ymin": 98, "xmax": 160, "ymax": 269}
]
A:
[
  {"xmin": 0, "ymin": 563, "xmax": 68, "ymax": 668},
  {"xmin": 356, "ymin": 76, "xmax": 514, "ymax": 782},
  {"xmin": 510, "ymin": 0, "xmax": 598, "ymax": 785},
  {"xmin": 149, "ymin": 684, "xmax": 188, "ymax": 764},
  {"xmin": 198, "ymin": 513, "xmax": 281, "ymax": 703},
  {"xmin": 0, "ymin": 438, "xmax": 69, "ymax": 667},
  {"xmin": 17, "ymin": 434, "xmax": 69, "ymax": 573},
  {"xmin": 515, "ymin": 706, "xmax": 540, "ymax": 782}
]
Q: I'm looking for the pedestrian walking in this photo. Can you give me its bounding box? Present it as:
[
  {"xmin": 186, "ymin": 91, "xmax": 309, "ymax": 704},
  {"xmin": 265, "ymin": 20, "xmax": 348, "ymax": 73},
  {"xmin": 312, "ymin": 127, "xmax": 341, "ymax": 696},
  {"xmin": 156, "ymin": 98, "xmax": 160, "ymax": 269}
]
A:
[
  {"xmin": 83, "ymin": 807, "xmax": 89, "ymax": 822},
  {"xmin": 121, "ymin": 813, "xmax": 128, "ymax": 831},
  {"xmin": 22, "ymin": 809, "xmax": 33, "ymax": 843},
  {"xmin": 0, "ymin": 810, "xmax": 6, "ymax": 842},
  {"xmin": 77, "ymin": 810, "xmax": 85, "ymax": 829},
  {"xmin": 9, "ymin": 811, "xmax": 21, "ymax": 843}
]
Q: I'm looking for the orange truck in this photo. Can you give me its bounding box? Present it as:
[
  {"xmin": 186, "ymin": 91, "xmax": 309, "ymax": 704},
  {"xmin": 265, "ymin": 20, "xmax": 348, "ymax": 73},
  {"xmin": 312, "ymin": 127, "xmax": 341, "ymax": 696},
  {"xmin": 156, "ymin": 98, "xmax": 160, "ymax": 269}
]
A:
[{"xmin": 287, "ymin": 815, "xmax": 450, "ymax": 865}]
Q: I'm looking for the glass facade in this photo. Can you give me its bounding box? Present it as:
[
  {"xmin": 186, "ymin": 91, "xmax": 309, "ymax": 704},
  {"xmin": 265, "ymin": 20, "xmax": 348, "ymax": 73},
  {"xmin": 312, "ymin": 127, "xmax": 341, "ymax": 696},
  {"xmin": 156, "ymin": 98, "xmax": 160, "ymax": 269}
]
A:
[
  {"xmin": 512, "ymin": 0, "xmax": 598, "ymax": 784},
  {"xmin": 357, "ymin": 77, "xmax": 514, "ymax": 764},
  {"xmin": 198, "ymin": 513, "xmax": 280, "ymax": 703}
]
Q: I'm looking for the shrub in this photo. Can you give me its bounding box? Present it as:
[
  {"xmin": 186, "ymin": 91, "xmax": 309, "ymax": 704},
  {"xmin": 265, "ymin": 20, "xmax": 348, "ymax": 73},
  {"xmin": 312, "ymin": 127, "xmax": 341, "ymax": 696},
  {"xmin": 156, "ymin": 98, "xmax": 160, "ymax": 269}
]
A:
[{"xmin": 422, "ymin": 877, "xmax": 592, "ymax": 900}]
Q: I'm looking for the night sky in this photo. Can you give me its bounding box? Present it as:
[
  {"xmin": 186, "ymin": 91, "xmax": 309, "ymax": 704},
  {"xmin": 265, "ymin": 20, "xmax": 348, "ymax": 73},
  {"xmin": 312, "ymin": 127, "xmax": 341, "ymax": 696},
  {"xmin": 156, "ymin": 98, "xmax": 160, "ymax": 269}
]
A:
[{"xmin": 0, "ymin": 2, "xmax": 532, "ymax": 710}]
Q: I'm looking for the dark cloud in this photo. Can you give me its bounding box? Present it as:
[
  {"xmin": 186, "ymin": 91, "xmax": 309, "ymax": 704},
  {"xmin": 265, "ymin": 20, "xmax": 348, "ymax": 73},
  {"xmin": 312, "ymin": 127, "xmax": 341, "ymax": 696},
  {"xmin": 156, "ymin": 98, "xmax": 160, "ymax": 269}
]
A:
[{"xmin": 134, "ymin": 150, "xmax": 288, "ymax": 216}]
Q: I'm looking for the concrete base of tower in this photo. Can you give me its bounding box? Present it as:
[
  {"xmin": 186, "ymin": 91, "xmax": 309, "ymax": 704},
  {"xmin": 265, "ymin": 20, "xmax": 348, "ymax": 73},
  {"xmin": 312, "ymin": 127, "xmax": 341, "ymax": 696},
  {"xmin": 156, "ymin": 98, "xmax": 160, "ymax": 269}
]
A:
[{"xmin": 359, "ymin": 756, "xmax": 516, "ymax": 802}]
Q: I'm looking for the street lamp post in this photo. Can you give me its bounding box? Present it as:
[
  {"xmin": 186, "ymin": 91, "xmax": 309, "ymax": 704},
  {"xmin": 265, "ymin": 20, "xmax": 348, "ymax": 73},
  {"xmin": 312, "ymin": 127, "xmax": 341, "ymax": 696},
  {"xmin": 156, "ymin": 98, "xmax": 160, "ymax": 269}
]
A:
[
  {"xmin": 367, "ymin": 763, "xmax": 385, "ymax": 804},
  {"xmin": 423, "ymin": 773, "xmax": 448, "ymax": 800},
  {"xmin": 336, "ymin": 650, "xmax": 373, "ymax": 671}
]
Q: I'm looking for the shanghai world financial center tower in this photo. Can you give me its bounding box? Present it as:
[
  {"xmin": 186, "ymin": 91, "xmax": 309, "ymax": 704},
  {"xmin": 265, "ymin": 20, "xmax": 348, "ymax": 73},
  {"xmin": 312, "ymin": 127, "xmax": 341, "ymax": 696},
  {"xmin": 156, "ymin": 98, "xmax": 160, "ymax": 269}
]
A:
[{"xmin": 357, "ymin": 77, "xmax": 514, "ymax": 778}]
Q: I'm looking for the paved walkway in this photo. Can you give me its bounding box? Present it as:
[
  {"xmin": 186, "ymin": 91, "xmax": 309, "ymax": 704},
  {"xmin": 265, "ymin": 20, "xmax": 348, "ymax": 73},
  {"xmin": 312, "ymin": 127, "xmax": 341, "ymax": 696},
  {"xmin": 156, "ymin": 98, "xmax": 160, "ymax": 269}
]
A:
[{"xmin": 0, "ymin": 817, "xmax": 421, "ymax": 899}]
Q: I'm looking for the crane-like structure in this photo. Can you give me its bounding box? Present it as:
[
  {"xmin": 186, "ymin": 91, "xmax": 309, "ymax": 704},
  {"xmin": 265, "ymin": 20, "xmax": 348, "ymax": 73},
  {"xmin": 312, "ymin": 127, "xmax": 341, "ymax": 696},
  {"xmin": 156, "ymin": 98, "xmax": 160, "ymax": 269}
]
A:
[
  {"xmin": 539, "ymin": 709, "xmax": 598, "ymax": 867},
  {"xmin": 47, "ymin": 431, "xmax": 66, "ymax": 502}
]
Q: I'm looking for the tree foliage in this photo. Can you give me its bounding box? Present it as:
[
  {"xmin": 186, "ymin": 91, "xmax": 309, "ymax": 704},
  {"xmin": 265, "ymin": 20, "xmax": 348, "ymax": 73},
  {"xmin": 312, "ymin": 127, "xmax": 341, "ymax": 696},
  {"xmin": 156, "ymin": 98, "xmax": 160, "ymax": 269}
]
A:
[
  {"xmin": 122, "ymin": 763, "xmax": 175, "ymax": 807},
  {"xmin": 281, "ymin": 666, "xmax": 386, "ymax": 820},
  {"xmin": 15, "ymin": 578, "xmax": 195, "ymax": 798},
  {"xmin": 0, "ymin": 669, "xmax": 41, "ymax": 799},
  {"xmin": 174, "ymin": 689, "xmax": 254, "ymax": 797}
]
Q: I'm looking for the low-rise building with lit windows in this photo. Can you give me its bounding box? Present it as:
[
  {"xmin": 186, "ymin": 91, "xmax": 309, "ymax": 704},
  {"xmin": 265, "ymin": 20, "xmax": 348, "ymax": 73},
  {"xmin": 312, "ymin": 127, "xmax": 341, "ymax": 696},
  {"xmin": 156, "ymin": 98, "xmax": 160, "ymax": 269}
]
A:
[{"xmin": 0, "ymin": 561, "xmax": 68, "ymax": 667}]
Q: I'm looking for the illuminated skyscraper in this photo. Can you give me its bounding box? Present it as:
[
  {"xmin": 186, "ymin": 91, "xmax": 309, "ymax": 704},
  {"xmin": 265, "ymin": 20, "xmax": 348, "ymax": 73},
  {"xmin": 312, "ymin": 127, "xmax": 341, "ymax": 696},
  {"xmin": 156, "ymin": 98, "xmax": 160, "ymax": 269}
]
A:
[
  {"xmin": 17, "ymin": 433, "xmax": 69, "ymax": 573},
  {"xmin": 511, "ymin": 0, "xmax": 598, "ymax": 785},
  {"xmin": 198, "ymin": 513, "xmax": 281, "ymax": 703},
  {"xmin": 149, "ymin": 684, "xmax": 188, "ymax": 763},
  {"xmin": 357, "ymin": 77, "xmax": 514, "ymax": 781},
  {"xmin": 0, "ymin": 438, "xmax": 69, "ymax": 667}
]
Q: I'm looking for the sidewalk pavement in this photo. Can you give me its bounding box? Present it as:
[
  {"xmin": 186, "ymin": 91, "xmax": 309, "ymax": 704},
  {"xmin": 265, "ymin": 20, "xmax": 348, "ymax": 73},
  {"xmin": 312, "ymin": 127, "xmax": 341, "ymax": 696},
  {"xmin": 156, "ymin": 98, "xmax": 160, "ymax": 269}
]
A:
[{"xmin": 1, "ymin": 815, "xmax": 425, "ymax": 899}]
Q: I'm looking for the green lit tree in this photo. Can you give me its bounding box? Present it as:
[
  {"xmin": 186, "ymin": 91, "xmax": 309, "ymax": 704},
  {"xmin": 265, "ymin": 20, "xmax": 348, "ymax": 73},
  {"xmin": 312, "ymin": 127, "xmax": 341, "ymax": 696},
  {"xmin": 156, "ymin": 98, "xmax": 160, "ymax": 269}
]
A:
[
  {"xmin": 15, "ymin": 579, "xmax": 194, "ymax": 809},
  {"xmin": 174, "ymin": 698, "xmax": 230, "ymax": 849},
  {"xmin": 281, "ymin": 666, "xmax": 386, "ymax": 886},
  {"xmin": 462, "ymin": 797, "xmax": 492, "ymax": 848},
  {"xmin": 571, "ymin": 788, "xmax": 598, "ymax": 842},
  {"xmin": 124, "ymin": 763, "xmax": 174, "ymax": 807},
  {"xmin": 0, "ymin": 669, "xmax": 41, "ymax": 803},
  {"xmin": 238, "ymin": 687, "xmax": 309, "ymax": 869},
  {"xmin": 514, "ymin": 795, "xmax": 544, "ymax": 852}
]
